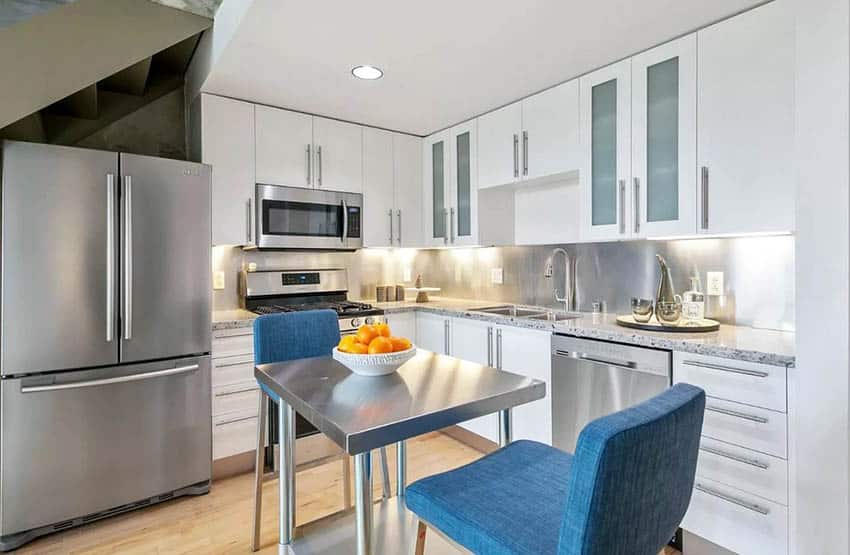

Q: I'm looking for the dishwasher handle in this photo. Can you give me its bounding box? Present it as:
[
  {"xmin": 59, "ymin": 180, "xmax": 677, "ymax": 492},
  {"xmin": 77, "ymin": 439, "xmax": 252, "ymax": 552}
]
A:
[{"xmin": 553, "ymin": 348, "xmax": 668, "ymax": 377}]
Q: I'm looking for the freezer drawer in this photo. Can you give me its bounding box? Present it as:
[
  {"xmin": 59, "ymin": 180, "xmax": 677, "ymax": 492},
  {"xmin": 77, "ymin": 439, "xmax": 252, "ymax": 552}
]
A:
[{"xmin": 0, "ymin": 357, "xmax": 211, "ymax": 536}]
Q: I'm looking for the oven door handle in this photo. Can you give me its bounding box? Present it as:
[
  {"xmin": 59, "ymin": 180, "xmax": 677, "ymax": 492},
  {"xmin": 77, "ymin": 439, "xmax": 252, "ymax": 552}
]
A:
[{"xmin": 341, "ymin": 199, "xmax": 348, "ymax": 244}]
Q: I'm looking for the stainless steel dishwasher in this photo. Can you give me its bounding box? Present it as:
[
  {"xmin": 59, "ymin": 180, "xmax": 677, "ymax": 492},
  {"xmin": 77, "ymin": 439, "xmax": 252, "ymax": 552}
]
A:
[{"xmin": 551, "ymin": 334, "xmax": 672, "ymax": 453}]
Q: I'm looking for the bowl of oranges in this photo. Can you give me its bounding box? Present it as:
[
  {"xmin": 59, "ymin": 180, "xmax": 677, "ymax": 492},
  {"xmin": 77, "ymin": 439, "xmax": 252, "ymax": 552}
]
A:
[{"xmin": 333, "ymin": 322, "xmax": 416, "ymax": 376}]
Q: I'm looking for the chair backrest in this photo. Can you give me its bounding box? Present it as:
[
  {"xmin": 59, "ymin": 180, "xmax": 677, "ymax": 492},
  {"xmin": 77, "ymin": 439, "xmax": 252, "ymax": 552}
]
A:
[
  {"xmin": 253, "ymin": 310, "xmax": 341, "ymax": 365},
  {"xmin": 557, "ymin": 383, "xmax": 705, "ymax": 555}
]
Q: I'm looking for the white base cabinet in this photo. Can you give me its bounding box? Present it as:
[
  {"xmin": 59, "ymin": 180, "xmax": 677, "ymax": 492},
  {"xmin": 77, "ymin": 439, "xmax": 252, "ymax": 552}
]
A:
[
  {"xmin": 386, "ymin": 312, "xmax": 417, "ymax": 343},
  {"xmin": 211, "ymin": 327, "xmax": 261, "ymax": 460}
]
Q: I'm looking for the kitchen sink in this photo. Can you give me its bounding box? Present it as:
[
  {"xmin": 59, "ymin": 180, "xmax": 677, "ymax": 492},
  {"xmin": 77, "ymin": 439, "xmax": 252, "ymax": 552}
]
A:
[
  {"xmin": 526, "ymin": 312, "xmax": 581, "ymax": 322},
  {"xmin": 469, "ymin": 305, "xmax": 548, "ymax": 318}
]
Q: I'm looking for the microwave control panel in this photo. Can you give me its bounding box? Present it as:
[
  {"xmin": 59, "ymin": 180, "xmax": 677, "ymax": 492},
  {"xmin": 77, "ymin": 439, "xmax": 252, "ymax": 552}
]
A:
[{"xmin": 347, "ymin": 206, "xmax": 361, "ymax": 238}]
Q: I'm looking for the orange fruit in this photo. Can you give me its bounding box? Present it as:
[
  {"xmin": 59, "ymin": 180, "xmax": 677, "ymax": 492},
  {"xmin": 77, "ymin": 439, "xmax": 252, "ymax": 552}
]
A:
[
  {"xmin": 338, "ymin": 335, "xmax": 359, "ymax": 353},
  {"xmin": 374, "ymin": 323, "xmax": 391, "ymax": 337},
  {"xmin": 390, "ymin": 337, "xmax": 412, "ymax": 352},
  {"xmin": 356, "ymin": 324, "xmax": 379, "ymax": 346},
  {"xmin": 349, "ymin": 342, "xmax": 369, "ymax": 355},
  {"xmin": 367, "ymin": 336, "xmax": 394, "ymax": 354}
]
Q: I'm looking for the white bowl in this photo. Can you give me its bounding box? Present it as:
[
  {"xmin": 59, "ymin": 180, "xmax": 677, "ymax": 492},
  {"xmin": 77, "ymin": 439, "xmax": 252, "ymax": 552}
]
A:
[{"xmin": 332, "ymin": 345, "xmax": 417, "ymax": 377}]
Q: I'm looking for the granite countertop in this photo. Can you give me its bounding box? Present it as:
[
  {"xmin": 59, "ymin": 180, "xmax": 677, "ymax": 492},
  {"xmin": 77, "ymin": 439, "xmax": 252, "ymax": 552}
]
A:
[{"xmin": 213, "ymin": 297, "xmax": 795, "ymax": 367}]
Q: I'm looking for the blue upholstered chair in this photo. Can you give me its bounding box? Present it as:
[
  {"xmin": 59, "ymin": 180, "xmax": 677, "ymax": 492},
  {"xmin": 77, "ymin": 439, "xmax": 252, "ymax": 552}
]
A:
[{"xmin": 406, "ymin": 383, "xmax": 705, "ymax": 555}]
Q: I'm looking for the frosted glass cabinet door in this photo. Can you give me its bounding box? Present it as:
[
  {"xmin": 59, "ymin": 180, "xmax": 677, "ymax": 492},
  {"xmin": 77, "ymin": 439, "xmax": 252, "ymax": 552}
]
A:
[
  {"xmin": 450, "ymin": 121, "xmax": 478, "ymax": 246},
  {"xmin": 580, "ymin": 59, "xmax": 632, "ymax": 241},
  {"xmin": 423, "ymin": 131, "xmax": 450, "ymax": 246},
  {"xmin": 631, "ymin": 34, "xmax": 697, "ymax": 238}
]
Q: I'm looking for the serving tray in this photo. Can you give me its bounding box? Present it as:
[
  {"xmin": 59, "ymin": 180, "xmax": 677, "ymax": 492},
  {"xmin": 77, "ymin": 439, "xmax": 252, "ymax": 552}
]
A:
[{"xmin": 616, "ymin": 315, "xmax": 720, "ymax": 333}]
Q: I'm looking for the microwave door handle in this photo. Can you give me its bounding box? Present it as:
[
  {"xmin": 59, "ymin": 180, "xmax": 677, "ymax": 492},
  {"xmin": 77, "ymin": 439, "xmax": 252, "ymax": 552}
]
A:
[{"xmin": 341, "ymin": 199, "xmax": 348, "ymax": 243}]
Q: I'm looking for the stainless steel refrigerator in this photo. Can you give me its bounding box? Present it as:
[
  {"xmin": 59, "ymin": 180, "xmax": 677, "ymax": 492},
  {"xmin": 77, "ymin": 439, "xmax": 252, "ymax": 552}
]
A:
[{"xmin": 0, "ymin": 141, "xmax": 212, "ymax": 551}]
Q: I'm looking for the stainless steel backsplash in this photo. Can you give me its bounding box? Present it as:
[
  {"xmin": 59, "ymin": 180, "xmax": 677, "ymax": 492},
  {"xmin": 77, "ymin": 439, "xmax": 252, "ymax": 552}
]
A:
[{"xmin": 213, "ymin": 235, "xmax": 794, "ymax": 331}]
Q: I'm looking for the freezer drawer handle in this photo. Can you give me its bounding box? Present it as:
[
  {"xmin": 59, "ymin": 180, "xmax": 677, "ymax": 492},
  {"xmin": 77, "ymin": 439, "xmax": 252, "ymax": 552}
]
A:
[
  {"xmin": 682, "ymin": 359, "xmax": 769, "ymax": 378},
  {"xmin": 21, "ymin": 364, "xmax": 200, "ymax": 393},
  {"xmin": 705, "ymin": 404, "xmax": 768, "ymax": 424},
  {"xmin": 215, "ymin": 414, "xmax": 257, "ymax": 427},
  {"xmin": 695, "ymin": 482, "xmax": 770, "ymax": 515},
  {"xmin": 699, "ymin": 445, "xmax": 769, "ymax": 470}
]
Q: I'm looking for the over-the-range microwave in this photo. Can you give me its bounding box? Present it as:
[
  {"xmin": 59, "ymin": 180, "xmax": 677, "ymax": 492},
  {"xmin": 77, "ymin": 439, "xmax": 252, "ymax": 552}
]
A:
[{"xmin": 252, "ymin": 184, "xmax": 362, "ymax": 250}]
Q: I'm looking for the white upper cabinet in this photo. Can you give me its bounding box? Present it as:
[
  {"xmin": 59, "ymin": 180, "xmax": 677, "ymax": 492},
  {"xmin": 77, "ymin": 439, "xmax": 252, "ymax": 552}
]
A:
[
  {"xmin": 697, "ymin": 0, "xmax": 795, "ymax": 235},
  {"xmin": 393, "ymin": 133, "xmax": 424, "ymax": 248},
  {"xmin": 631, "ymin": 35, "xmax": 697, "ymax": 238},
  {"xmin": 522, "ymin": 79, "xmax": 580, "ymax": 181},
  {"xmin": 580, "ymin": 59, "xmax": 632, "ymax": 241},
  {"xmin": 477, "ymin": 103, "xmax": 522, "ymax": 189},
  {"xmin": 363, "ymin": 128, "xmax": 395, "ymax": 247},
  {"xmin": 449, "ymin": 121, "xmax": 478, "ymax": 246},
  {"xmin": 255, "ymin": 105, "xmax": 313, "ymax": 189},
  {"xmin": 200, "ymin": 94, "xmax": 255, "ymax": 246},
  {"xmin": 312, "ymin": 116, "xmax": 363, "ymax": 193},
  {"xmin": 423, "ymin": 130, "xmax": 450, "ymax": 247}
]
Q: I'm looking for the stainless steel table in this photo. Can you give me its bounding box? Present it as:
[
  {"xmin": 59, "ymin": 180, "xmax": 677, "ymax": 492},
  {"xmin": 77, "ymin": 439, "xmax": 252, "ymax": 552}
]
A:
[{"xmin": 252, "ymin": 349, "xmax": 545, "ymax": 555}]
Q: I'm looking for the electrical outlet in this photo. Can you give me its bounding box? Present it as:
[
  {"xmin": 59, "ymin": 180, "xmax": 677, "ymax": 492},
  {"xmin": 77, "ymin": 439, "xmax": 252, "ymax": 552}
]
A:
[
  {"xmin": 491, "ymin": 268, "xmax": 504, "ymax": 285},
  {"xmin": 213, "ymin": 271, "xmax": 225, "ymax": 290},
  {"xmin": 403, "ymin": 267, "xmax": 412, "ymax": 282},
  {"xmin": 706, "ymin": 271, "xmax": 724, "ymax": 296}
]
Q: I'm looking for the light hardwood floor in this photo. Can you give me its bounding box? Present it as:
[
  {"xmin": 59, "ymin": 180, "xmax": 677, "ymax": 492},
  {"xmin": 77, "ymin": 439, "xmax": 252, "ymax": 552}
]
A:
[{"xmin": 16, "ymin": 432, "xmax": 680, "ymax": 554}]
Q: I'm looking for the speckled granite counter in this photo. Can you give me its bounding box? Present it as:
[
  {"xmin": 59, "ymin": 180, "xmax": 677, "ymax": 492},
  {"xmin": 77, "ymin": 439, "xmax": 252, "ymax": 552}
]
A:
[{"xmin": 213, "ymin": 298, "xmax": 795, "ymax": 367}]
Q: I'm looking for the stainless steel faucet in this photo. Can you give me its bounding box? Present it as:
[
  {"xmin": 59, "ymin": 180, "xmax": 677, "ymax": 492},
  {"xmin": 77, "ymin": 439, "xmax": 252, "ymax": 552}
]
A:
[{"xmin": 544, "ymin": 248, "xmax": 576, "ymax": 312}]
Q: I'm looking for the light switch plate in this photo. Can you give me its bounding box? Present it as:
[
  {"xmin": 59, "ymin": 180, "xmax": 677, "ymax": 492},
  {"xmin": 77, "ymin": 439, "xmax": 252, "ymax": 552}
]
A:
[
  {"xmin": 491, "ymin": 268, "xmax": 504, "ymax": 285},
  {"xmin": 403, "ymin": 267, "xmax": 412, "ymax": 282},
  {"xmin": 706, "ymin": 271, "xmax": 724, "ymax": 296},
  {"xmin": 213, "ymin": 271, "xmax": 226, "ymax": 290}
]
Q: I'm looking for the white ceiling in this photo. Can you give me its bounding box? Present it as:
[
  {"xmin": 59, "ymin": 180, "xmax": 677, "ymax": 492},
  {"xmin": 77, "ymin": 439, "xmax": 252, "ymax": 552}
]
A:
[{"xmin": 202, "ymin": 0, "xmax": 764, "ymax": 136}]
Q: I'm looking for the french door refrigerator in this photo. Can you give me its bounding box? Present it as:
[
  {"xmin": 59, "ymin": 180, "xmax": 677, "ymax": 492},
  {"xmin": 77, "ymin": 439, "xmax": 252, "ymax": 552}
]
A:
[{"xmin": 0, "ymin": 141, "xmax": 212, "ymax": 551}]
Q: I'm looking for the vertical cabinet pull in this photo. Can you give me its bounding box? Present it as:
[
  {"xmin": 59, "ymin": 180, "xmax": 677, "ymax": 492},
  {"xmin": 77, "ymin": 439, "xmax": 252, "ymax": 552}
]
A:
[
  {"xmin": 123, "ymin": 175, "xmax": 133, "ymax": 341},
  {"xmin": 450, "ymin": 207, "xmax": 455, "ymax": 243},
  {"xmin": 496, "ymin": 329, "xmax": 503, "ymax": 369},
  {"xmin": 317, "ymin": 145, "xmax": 323, "ymax": 187},
  {"xmin": 512, "ymin": 134, "xmax": 519, "ymax": 178},
  {"xmin": 388, "ymin": 209, "xmax": 394, "ymax": 244},
  {"xmin": 246, "ymin": 197, "xmax": 253, "ymax": 244},
  {"xmin": 106, "ymin": 173, "xmax": 115, "ymax": 342},
  {"xmin": 618, "ymin": 179, "xmax": 626, "ymax": 234},
  {"xmin": 701, "ymin": 166, "xmax": 709, "ymax": 230},
  {"xmin": 306, "ymin": 144, "xmax": 312, "ymax": 185},
  {"xmin": 522, "ymin": 131, "xmax": 529, "ymax": 176},
  {"xmin": 633, "ymin": 177, "xmax": 640, "ymax": 234},
  {"xmin": 443, "ymin": 209, "xmax": 449, "ymax": 244},
  {"xmin": 443, "ymin": 320, "xmax": 450, "ymax": 355},
  {"xmin": 396, "ymin": 210, "xmax": 402, "ymax": 245},
  {"xmin": 486, "ymin": 327, "xmax": 493, "ymax": 366}
]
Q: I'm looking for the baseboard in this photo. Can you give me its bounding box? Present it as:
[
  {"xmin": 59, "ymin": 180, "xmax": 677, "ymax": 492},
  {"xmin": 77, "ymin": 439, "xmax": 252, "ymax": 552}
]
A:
[{"xmin": 440, "ymin": 425, "xmax": 498, "ymax": 454}]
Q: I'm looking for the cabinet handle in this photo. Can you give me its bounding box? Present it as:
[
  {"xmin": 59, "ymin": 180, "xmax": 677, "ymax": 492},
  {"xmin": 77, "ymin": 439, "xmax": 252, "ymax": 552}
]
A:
[
  {"xmin": 397, "ymin": 210, "xmax": 402, "ymax": 245},
  {"xmin": 522, "ymin": 131, "xmax": 528, "ymax": 176},
  {"xmin": 701, "ymin": 166, "xmax": 709, "ymax": 230},
  {"xmin": 513, "ymin": 134, "xmax": 519, "ymax": 178},
  {"xmin": 388, "ymin": 209, "xmax": 394, "ymax": 244},
  {"xmin": 443, "ymin": 208, "xmax": 449, "ymax": 244},
  {"xmin": 705, "ymin": 404, "xmax": 768, "ymax": 424},
  {"xmin": 699, "ymin": 445, "xmax": 769, "ymax": 470},
  {"xmin": 317, "ymin": 145, "xmax": 323, "ymax": 187},
  {"xmin": 306, "ymin": 144, "xmax": 312, "ymax": 185},
  {"xmin": 444, "ymin": 320, "xmax": 450, "ymax": 355},
  {"xmin": 695, "ymin": 483, "xmax": 770, "ymax": 515},
  {"xmin": 618, "ymin": 179, "xmax": 626, "ymax": 234},
  {"xmin": 633, "ymin": 177, "xmax": 640, "ymax": 234},
  {"xmin": 215, "ymin": 414, "xmax": 258, "ymax": 427},
  {"xmin": 246, "ymin": 197, "xmax": 253, "ymax": 244},
  {"xmin": 450, "ymin": 207, "xmax": 455, "ymax": 243},
  {"xmin": 487, "ymin": 327, "xmax": 493, "ymax": 366},
  {"xmin": 496, "ymin": 328, "xmax": 503, "ymax": 369},
  {"xmin": 214, "ymin": 358, "xmax": 252, "ymax": 369},
  {"xmin": 215, "ymin": 386, "xmax": 258, "ymax": 397},
  {"xmin": 682, "ymin": 359, "xmax": 769, "ymax": 378}
]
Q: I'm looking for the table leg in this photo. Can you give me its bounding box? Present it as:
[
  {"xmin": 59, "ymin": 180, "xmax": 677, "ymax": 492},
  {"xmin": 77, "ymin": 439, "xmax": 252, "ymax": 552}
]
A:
[
  {"xmin": 396, "ymin": 440, "xmax": 407, "ymax": 498},
  {"xmin": 379, "ymin": 447, "xmax": 391, "ymax": 499},
  {"xmin": 279, "ymin": 401, "xmax": 296, "ymax": 551},
  {"xmin": 251, "ymin": 391, "xmax": 268, "ymax": 552},
  {"xmin": 354, "ymin": 451, "xmax": 373, "ymax": 555},
  {"xmin": 499, "ymin": 408, "xmax": 513, "ymax": 447}
]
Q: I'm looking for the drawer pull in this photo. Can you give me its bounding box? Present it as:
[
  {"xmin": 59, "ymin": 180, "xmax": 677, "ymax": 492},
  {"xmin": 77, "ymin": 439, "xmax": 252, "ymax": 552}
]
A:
[
  {"xmin": 682, "ymin": 359, "xmax": 769, "ymax": 378},
  {"xmin": 695, "ymin": 483, "xmax": 770, "ymax": 515},
  {"xmin": 699, "ymin": 445, "xmax": 769, "ymax": 470},
  {"xmin": 215, "ymin": 415, "xmax": 258, "ymax": 427},
  {"xmin": 214, "ymin": 359, "xmax": 253, "ymax": 369},
  {"xmin": 705, "ymin": 404, "xmax": 768, "ymax": 424},
  {"xmin": 215, "ymin": 386, "xmax": 258, "ymax": 397}
]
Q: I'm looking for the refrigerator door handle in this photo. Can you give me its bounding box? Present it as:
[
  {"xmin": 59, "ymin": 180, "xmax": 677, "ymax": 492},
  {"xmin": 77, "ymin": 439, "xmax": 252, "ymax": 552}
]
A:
[
  {"xmin": 20, "ymin": 363, "xmax": 200, "ymax": 393},
  {"xmin": 106, "ymin": 173, "xmax": 116, "ymax": 343},
  {"xmin": 123, "ymin": 175, "xmax": 133, "ymax": 341}
]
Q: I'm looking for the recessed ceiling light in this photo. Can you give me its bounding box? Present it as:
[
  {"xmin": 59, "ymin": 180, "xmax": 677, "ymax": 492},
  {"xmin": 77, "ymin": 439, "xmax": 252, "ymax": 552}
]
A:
[{"xmin": 351, "ymin": 65, "xmax": 383, "ymax": 80}]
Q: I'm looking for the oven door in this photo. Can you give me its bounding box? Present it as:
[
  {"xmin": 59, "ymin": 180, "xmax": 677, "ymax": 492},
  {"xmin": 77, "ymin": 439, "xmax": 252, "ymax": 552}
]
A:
[{"xmin": 256, "ymin": 184, "xmax": 362, "ymax": 249}]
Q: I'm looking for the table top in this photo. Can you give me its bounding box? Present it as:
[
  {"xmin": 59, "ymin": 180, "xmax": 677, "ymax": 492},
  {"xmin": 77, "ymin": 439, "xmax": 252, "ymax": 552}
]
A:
[{"xmin": 255, "ymin": 350, "xmax": 545, "ymax": 454}]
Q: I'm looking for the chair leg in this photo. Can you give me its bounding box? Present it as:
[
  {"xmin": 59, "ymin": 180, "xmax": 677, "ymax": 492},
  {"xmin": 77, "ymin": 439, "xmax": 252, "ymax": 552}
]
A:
[
  {"xmin": 414, "ymin": 520, "xmax": 427, "ymax": 555},
  {"xmin": 379, "ymin": 446, "xmax": 391, "ymax": 499},
  {"xmin": 342, "ymin": 455, "xmax": 352, "ymax": 510}
]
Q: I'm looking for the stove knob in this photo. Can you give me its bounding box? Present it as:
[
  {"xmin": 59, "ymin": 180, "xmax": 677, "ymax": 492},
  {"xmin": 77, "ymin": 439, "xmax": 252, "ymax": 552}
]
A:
[
  {"xmin": 365, "ymin": 317, "xmax": 374, "ymax": 325},
  {"xmin": 351, "ymin": 318, "xmax": 361, "ymax": 328}
]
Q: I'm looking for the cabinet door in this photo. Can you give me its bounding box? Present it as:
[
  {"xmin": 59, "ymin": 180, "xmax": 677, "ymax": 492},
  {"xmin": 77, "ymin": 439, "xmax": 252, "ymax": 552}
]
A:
[
  {"xmin": 632, "ymin": 34, "xmax": 697, "ymax": 238},
  {"xmin": 312, "ymin": 116, "xmax": 363, "ymax": 193},
  {"xmin": 363, "ymin": 128, "xmax": 395, "ymax": 247},
  {"xmin": 580, "ymin": 60, "xmax": 632, "ymax": 241},
  {"xmin": 201, "ymin": 94, "xmax": 255, "ymax": 246},
  {"xmin": 255, "ymin": 105, "xmax": 313, "ymax": 189},
  {"xmin": 416, "ymin": 312, "xmax": 449, "ymax": 354},
  {"xmin": 697, "ymin": 0, "xmax": 795, "ymax": 234},
  {"xmin": 522, "ymin": 79, "xmax": 580, "ymax": 181},
  {"xmin": 477, "ymin": 103, "xmax": 522, "ymax": 189},
  {"xmin": 497, "ymin": 326, "xmax": 552, "ymax": 445},
  {"xmin": 423, "ymin": 131, "xmax": 450, "ymax": 247},
  {"xmin": 386, "ymin": 312, "xmax": 417, "ymax": 343},
  {"xmin": 449, "ymin": 121, "xmax": 478, "ymax": 246},
  {"xmin": 451, "ymin": 318, "xmax": 498, "ymax": 443},
  {"xmin": 393, "ymin": 133, "xmax": 423, "ymax": 248}
]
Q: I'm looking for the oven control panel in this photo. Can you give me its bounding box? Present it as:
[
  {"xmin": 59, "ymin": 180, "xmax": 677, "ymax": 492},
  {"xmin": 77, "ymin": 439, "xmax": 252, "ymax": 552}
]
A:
[
  {"xmin": 282, "ymin": 272, "xmax": 320, "ymax": 286},
  {"xmin": 341, "ymin": 315, "xmax": 385, "ymax": 334}
]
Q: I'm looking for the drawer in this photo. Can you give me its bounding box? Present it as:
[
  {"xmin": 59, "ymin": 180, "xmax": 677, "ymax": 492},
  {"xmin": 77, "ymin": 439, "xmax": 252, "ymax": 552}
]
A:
[
  {"xmin": 702, "ymin": 397, "xmax": 787, "ymax": 458},
  {"xmin": 673, "ymin": 352, "xmax": 787, "ymax": 412},
  {"xmin": 212, "ymin": 380, "xmax": 259, "ymax": 417},
  {"xmin": 213, "ymin": 410, "xmax": 260, "ymax": 460},
  {"xmin": 212, "ymin": 330, "xmax": 254, "ymax": 359},
  {"xmin": 697, "ymin": 437, "xmax": 788, "ymax": 505},
  {"xmin": 212, "ymin": 354, "xmax": 255, "ymax": 388},
  {"xmin": 682, "ymin": 477, "xmax": 788, "ymax": 555}
]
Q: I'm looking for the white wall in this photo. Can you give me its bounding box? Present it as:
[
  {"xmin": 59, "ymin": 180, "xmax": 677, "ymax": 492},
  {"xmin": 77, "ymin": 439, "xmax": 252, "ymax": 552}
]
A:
[{"xmin": 792, "ymin": 0, "xmax": 850, "ymax": 552}]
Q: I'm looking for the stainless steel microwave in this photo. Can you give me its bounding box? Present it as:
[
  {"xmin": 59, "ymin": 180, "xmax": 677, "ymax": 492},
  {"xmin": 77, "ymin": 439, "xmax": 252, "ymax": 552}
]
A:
[{"xmin": 255, "ymin": 184, "xmax": 362, "ymax": 250}]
